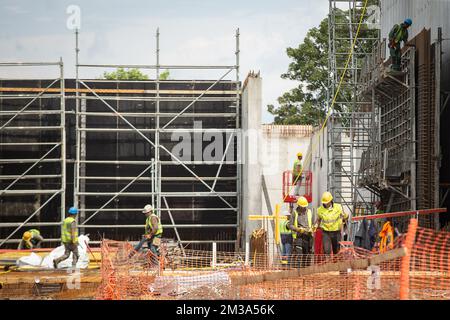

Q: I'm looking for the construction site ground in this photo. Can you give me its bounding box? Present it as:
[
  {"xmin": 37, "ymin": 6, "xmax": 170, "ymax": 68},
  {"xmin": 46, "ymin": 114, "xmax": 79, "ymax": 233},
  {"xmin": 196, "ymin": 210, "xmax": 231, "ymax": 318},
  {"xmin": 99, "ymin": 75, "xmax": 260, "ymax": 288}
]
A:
[{"xmin": 0, "ymin": 249, "xmax": 102, "ymax": 300}]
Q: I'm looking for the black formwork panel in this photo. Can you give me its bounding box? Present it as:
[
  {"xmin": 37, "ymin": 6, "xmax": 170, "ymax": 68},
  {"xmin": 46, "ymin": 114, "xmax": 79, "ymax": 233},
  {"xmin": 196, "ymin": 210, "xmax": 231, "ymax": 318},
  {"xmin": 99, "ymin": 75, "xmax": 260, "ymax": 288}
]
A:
[
  {"xmin": 75, "ymin": 79, "xmax": 240, "ymax": 251},
  {"xmin": 0, "ymin": 79, "xmax": 240, "ymax": 250},
  {"xmin": 0, "ymin": 79, "xmax": 65, "ymax": 246}
]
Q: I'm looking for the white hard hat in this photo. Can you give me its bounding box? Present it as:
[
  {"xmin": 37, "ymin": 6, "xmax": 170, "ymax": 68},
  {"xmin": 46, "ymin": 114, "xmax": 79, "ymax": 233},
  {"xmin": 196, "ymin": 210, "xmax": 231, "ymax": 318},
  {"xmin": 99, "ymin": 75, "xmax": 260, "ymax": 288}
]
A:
[{"xmin": 142, "ymin": 204, "xmax": 154, "ymax": 213}]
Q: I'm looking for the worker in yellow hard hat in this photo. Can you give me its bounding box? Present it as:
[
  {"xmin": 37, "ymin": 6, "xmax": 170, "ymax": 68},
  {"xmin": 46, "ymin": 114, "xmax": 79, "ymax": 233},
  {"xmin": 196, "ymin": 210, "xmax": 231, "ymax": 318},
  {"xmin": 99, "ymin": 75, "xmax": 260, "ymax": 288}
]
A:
[
  {"xmin": 316, "ymin": 192, "xmax": 348, "ymax": 255},
  {"xmin": 18, "ymin": 229, "xmax": 44, "ymax": 250},
  {"xmin": 289, "ymin": 196, "xmax": 315, "ymax": 267},
  {"xmin": 292, "ymin": 152, "xmax": 303, "ymax": 196}
]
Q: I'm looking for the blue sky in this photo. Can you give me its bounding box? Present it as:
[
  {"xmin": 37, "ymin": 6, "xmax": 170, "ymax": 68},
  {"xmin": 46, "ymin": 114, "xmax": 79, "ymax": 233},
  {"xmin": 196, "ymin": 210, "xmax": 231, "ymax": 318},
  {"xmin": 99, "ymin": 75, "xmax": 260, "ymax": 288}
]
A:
[{"xmin": 0, "ymin": 0, "xmax": 328, "ymax": 123}]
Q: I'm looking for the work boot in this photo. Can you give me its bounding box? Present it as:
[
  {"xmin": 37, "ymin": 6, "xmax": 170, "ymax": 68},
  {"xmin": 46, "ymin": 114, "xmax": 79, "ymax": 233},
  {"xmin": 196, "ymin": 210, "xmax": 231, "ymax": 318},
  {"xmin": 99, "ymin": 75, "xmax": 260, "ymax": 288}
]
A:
[{"xmin": 53, "ymin": 260, "xmax": 58, "ymax": 269}]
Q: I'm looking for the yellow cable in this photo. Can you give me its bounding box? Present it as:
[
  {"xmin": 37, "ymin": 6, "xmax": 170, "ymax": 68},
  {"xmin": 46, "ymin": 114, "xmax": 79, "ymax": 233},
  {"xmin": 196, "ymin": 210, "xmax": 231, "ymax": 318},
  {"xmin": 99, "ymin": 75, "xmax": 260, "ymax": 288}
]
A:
[{"xmin": 283, "ymin": 0, "xmax": 369, "ymax": 204}]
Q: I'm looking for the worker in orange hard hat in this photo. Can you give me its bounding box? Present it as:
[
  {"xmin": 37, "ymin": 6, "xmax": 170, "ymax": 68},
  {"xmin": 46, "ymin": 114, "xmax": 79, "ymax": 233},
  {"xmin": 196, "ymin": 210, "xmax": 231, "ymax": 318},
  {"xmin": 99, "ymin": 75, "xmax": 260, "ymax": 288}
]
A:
[
  {"xmin": 289, "ymin": 196, "xmax": 315, "ymax": 267},
  {"xmin": 292, "ymin": 152, "xmax": 303, "ymax": 196},
  {"xmin": 18, "ymin": 229, "xmax": 44, "ymax": 250},
  {"xmin": 316, "ymin": 192, "xmax": 348, "ymax": 255}
]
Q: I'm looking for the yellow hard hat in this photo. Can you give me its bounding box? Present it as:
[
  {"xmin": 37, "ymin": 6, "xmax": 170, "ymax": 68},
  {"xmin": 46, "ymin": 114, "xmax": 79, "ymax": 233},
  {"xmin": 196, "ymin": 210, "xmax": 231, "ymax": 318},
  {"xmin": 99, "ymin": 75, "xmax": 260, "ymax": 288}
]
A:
[
  {"xmin": 23, "ymin": 231, "xmax": 32, "ymax": 241},
  {"xmin": 297, "ymin": 196, "xmax": 309, "ymax": 208},
  {"xmin": 296, "ymin": 152, "xmax": 303, "ymax": 157},
  {"xmin": 321, "ymin": 192, "xmax": 333, "ymax": 204}
]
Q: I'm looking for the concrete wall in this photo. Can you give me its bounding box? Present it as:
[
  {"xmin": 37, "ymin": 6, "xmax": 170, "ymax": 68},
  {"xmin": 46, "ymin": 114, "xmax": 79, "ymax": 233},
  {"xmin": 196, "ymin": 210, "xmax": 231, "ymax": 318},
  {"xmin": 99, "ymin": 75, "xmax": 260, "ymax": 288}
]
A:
[
  {"xmin": 305, "ymin": 128, "xmax": 329, "ymax": 211},
  {"xmin": 260, "ymin": 125, "xmax": 312, "ymax": 216},
  {"xmin": 240, "ymin": 72, "xmax": 262, "ymax": 246},
  {"xmin": 381, "ymin": 0, "xmax": 450, "ymax": 91}
]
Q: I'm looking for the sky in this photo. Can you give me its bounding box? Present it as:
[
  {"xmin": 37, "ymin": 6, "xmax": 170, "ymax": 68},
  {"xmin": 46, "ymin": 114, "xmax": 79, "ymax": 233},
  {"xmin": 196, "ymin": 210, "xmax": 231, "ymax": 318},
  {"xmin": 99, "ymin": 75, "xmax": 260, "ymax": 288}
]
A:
[{"xmin": 0, "ymin": 0, "xmax": 329, "ymax": 123}]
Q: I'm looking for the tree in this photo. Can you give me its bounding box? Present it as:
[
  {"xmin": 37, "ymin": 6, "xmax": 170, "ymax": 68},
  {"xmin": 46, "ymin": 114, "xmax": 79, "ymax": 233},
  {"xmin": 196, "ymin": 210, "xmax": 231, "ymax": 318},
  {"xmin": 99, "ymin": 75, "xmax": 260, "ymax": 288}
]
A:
[
  {"xmin": 102, "ymin": 68, "xmax": 170, "ymax": 80},
  {"xmin": 268, "ymin": 5, "xmax": 379, "ymax": 126},
  {"xmin": 103, "ymin": 68, "xmax": 149, "ymax": 80},
  {"xmin": 159, "ymin": 70, "xmax": 170, "ymax": 80}
]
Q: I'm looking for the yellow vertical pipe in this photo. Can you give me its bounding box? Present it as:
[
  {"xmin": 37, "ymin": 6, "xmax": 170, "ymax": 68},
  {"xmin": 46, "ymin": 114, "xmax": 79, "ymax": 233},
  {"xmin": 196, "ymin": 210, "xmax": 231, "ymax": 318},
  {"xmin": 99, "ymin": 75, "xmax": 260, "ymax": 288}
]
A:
[{"xmin": 275, "ymin": 203, "xmax": 280, "ymax": 244}]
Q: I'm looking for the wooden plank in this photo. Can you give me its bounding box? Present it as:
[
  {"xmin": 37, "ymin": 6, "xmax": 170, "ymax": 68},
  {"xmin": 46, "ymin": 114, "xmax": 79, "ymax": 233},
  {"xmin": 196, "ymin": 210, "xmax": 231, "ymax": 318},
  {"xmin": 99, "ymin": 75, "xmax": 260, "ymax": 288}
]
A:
[
  {"xmin": 352, "ymin": 208, "xmax": 447, "ymax": 221},
  {"xmin": 0, "ymin": 87, "xmax": 239, "ymax": 95},
  {"xmin": 229, "ymin": 248, "xmax": 407, "ymax": 286}
]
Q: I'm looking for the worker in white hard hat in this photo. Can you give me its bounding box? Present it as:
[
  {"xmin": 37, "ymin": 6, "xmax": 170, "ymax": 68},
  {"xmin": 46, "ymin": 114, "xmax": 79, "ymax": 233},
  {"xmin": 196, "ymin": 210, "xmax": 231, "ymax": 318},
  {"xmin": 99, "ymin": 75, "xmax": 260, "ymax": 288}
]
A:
[
  {"xmin": 132, "ymin": 204, "xmax": 163, "ymax": 257},
  {"xmin": 289, "ymin": 196, "xmax": 315, "ymax": 267},
  {"xmin": 279, "ymin": 211, "xmax": 293, "ymax": 265},
  {"xmin": 292, "ymin": 152, "xmax": 303, "ymax": 196},
  {"xmin": 316, "ymin": 192, "xmax": 348, "ymax": 255}
]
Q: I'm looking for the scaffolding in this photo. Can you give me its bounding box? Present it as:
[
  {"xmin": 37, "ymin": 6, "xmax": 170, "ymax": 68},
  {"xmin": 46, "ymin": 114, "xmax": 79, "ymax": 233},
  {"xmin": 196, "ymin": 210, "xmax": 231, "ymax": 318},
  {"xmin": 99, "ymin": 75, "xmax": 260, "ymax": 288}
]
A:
[
  {"xmin": 72, "ymin": 29, "xmax": 241, "ymax": 251},
  {"xmin": 0, "ymin": 60, "xmax": 66, "ymax": 246},
  {"xmin": 359, "ymin": 40, "xmax": 416, "ymax": 218},
  {"xmin": 0, "ymin": 29, "xmax": 241, "ymax": 250},
  {"xmin": 327, "ymin": 0, "xmax": 381, "ymax": 224}
]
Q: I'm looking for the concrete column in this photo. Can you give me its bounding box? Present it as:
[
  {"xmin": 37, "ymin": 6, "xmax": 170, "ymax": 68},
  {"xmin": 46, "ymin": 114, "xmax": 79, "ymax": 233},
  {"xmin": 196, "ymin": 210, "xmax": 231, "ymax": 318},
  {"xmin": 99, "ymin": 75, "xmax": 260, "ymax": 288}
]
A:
[{"xmin": 240, "ymin": 73, "xmax": 262, "ymax": 246}]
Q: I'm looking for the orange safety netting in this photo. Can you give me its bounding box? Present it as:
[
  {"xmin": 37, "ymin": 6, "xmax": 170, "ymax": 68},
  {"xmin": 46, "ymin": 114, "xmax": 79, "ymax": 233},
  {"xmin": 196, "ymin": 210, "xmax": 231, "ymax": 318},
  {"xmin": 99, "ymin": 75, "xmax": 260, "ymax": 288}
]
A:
[{"xmin": 96, "ymin": 218, "xmax": 450, "ymax": 300}]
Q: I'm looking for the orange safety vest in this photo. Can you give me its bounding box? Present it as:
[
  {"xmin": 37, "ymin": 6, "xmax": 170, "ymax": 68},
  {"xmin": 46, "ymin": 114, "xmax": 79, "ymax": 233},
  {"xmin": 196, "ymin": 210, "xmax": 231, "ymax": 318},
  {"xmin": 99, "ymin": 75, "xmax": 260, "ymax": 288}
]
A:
[{"xmin": 379, "ymin": 221, "xmax": 394, "ymax": 253}]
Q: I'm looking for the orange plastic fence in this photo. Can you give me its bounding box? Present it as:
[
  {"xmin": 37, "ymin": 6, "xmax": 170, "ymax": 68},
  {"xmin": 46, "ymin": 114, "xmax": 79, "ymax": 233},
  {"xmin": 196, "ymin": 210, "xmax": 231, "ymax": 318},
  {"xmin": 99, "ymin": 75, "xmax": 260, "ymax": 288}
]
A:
[{"xmin": 96, "ymin": 218, "xmax": 450, "ymax": 300}]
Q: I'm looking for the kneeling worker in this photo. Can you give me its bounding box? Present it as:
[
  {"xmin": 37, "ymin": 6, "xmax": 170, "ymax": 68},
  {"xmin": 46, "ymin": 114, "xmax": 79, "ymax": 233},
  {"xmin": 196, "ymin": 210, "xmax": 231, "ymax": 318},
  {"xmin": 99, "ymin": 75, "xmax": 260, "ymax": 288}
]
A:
[
  {"xmin": 316, "ymin": 192, "xmax": 348, "ymax": 255},
  {"xmin": 289, "ymin": 196, "xmax": 314, "ymax": 267},
  {"xmin": 18, "ymin": 229, "xmax": 44, "ymax": 250},
  {"xmin": 53, "ymin": 207, "xmax": 79, "ymax": 269},
  {"xmin": 133, "ymin": 204, "xmax": 163, "ymax": 257}
]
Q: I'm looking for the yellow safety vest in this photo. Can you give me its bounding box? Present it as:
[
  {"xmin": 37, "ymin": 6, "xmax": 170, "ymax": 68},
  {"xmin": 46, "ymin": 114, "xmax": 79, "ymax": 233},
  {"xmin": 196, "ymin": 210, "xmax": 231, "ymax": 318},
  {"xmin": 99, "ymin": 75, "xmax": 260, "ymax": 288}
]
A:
[
  {"xmin": 317, "ymin": 203, "xmax": 348, "ymax": 232},
  {"xmin": 292, "ymin": 209, "xmax": 313, "ymax": 239},
  {"xmin": 28, "ymin": 229, "xmax": 40, "ymax": 237},
  {"xmin": 145, "ymin": 214, "xmax": 163, "ymax": 236},
  {"xmin": 292, "ymin": 160, "xmax": 303, "ymax": 176},
  {"xmin": 61, "ymin": 217, "xmax": 78, "ymax": 244},
  {"xmin": 279, "ymin": 219, "xmax": 291, "ymax": 235}
]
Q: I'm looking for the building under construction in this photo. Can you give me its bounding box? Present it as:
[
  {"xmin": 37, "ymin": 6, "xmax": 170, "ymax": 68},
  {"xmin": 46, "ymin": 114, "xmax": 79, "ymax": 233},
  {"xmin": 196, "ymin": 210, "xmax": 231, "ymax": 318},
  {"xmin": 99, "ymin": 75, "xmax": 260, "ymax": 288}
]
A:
[{"xmin": 1, "ymin": 0, "xmax": 450, "ymax": 300}]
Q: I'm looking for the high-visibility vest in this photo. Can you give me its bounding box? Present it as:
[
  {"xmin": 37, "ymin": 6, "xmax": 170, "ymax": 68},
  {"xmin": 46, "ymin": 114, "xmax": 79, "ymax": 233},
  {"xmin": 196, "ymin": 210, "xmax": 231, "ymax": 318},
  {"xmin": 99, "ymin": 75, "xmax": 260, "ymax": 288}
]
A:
[
  {"xmin": 379, "ymin": 221, "xmax": 394, "ymax": 253},
  {"xmin": 292, "ymin": 160, "xmax": 303, "ymax": 176},
  {"xmin": 145, "ymin": 214, "xmax": 163, "ymax": 236},
  {"xmin": 317, "ymin": 203, "xmax": 347, "ymax": 232},
  {"xmin": 61, "ymin": 217, "xmax": 78, "ymax": 244},
  {"xmin": 279, "ymin": 219, "xmax": 292, "ymax": 235},
  {"xmin": 292, "ymin": 209, "xmax": 313, "ymax": 239},
  {"xmin": 28, "ymin": 229, "xmax": 40, "ymax": 237},
  {"xmin": 390, "ymin": 24, "xmax": 407, "ymax": 46}
]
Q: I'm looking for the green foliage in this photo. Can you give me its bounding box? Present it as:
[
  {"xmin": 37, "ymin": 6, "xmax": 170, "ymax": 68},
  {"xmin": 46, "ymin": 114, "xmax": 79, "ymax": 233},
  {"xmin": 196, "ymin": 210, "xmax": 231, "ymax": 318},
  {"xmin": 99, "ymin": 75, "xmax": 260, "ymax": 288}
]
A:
[
  {"xmin": 103, "ymin": 68, "xmax": 149, "ymax": 80},
  {"xmin": 268, "ymin": 6, "xmax": 379, "ymax": 126},
  {"xmin": 159, "ymin": 70, "xmax": 170, "ymax": 80}
]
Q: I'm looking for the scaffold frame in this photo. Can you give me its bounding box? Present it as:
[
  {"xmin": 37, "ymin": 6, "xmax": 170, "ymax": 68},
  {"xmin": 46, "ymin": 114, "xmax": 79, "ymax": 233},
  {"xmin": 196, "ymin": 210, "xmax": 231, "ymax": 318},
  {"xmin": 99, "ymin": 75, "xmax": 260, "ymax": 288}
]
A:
[{"xmin": 0, "ymin": 60, "xmax": 66, "ymax": 246}]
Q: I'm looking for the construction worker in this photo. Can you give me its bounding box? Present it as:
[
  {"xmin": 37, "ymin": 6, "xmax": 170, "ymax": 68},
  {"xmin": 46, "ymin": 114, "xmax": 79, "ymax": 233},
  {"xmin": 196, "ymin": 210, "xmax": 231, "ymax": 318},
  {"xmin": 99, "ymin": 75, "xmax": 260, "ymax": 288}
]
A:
[
  {"xmin": 53, "ymin": 207, "xmax": 79, "ymax": 269},
  {"xmin": 316, "ymin": 192, "xmax": 348, "ymax": 255},
  {"xmin": 289, "ymin": 196, "xmax": 314, "ymax": 267},
  {"xmin": 292, "ymin": 152, "xmax": 303, "ymax": 196},
  {"xmin": 378, "ymin": 219, "xmax": 395, "ymax": 253},
  {"xmin": 17, "ymin": 229, "xmax": 44, "ymax": 250},
  {"xmin": 279, "ymin": 211, "xmax": 293, "ymax": 265},
  {"xmin": 133, "ymin": 204, "xmax": 163, "ymax": 257},
  {"xmin": 388, "ymin": 18, "xmax": 412, "ymax": 71}
]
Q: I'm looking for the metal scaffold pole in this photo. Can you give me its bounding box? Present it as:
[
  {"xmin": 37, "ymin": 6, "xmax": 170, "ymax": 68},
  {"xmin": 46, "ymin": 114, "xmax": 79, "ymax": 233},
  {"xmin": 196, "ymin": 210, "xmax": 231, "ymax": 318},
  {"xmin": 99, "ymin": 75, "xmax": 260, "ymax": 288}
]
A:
[
  {"xmin": 327, "ymin": 0, "xmax": 380, "ymax": 228},
  {"xmin": 156, "ymin": 28, "xmax": 161, "ymax": 219}
]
